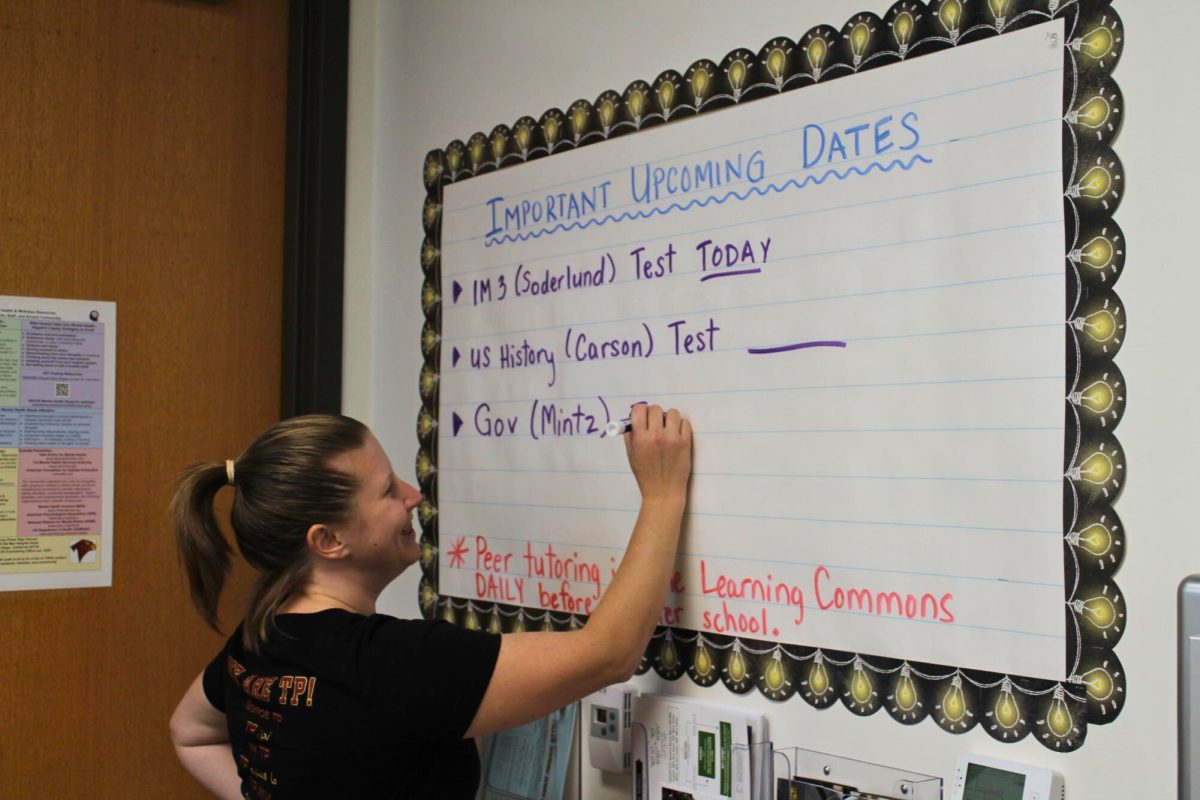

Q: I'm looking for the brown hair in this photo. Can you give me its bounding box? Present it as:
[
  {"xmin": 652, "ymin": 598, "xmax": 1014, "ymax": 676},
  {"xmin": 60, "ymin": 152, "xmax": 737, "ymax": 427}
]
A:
[{"xmin": 171, "ymin": 414, "xmax": 369, "ymax": 651}]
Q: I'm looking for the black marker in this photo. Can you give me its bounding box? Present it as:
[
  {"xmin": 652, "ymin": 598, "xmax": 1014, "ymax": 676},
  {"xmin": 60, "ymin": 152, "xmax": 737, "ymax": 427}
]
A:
[
  {"xmin": 605, "ymin": 401, "xmax": 648, "ymax": 437},
  {"xmin": 604, "ymin": 419, "xmax": 633, "ymax": 437}
]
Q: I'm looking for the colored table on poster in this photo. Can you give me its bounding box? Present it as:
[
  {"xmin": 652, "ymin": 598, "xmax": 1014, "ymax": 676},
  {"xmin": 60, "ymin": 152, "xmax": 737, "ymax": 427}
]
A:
[{"xmin": 0, "ymin": 296, "xmax": 116, "ymax": 591}]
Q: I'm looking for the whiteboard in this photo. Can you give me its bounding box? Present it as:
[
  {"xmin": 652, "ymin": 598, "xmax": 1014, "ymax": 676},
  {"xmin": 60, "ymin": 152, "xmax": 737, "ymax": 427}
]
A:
[{"xmin": 436, "ymin": 23, "xmax": 1066, "ymax": 680}]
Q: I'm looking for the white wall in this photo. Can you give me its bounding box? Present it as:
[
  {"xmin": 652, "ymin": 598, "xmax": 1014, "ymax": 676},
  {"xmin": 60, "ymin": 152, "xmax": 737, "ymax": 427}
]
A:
[{"xmin": 345, "ymin": 2, "xmax": 1193, "ymax": 796}]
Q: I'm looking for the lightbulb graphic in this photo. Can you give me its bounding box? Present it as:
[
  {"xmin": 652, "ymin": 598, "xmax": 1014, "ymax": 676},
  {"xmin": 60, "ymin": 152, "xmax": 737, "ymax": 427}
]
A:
[
  {"xmin": 421, "ymin": 241, "xmax": 437, "ymax": 269},
  {"xmin": 570, "ymin": 106, "xmax": 589, "ymax": 140},
  {"xmin": 628, "ymin": 90, "xmax": 645, "ymax": 121},
  {"xmin": 446, "ymin": 147, "xmax": 462, "ymax": 174},
  {"xmin": 420, "ymin": 328, "xmax": 438, "ymax": 357},
  {"xmin": 514, "ymin": 125, "xmax": 531, "ymax": 153},
  {"xmin": 992, "ymin": 678, "xmax": 1021, "ymax": 730},
  {"xmin": 694, "ymin": 639, "xmax": 715, "ymax": 680},
  {"xmin": 1069, "ymin": 380, "xmax": 1115, "ymax": 415},
  {"xmin": 849, "ymin": 24, "xmax": 870, "ymax": 66},
  {"xmin": 659, "ymin": 635, "xmax": 678, "ymax": 671},
  {"xmin": 599, "ymin": 100, "xmax": 616, "ymax": 131},
  {"xmin": 1070, "ymin": 234, "xmax": 1115, "ymax": 271},
  {"xmin": 765, "ymin": 650, "xmax": 786, "ymax": 693},
  {"xmin": 488, "ymin": 613, "xmax": 503, "ymax": 635},
  {"xmin": 542, "ymin": 117, "xmax": 559, "ymax": 147},
  {"xmin": 1068, "ymin": 522, "xmax": 1114, "ymax": 558},
  {"xmin": 541, "ymin": 614, "xmax": 555, "ymax": 632},
  {"xmin": 1071, "ymin": 308, "xmax": 1118, "ymax": 344},
  {"xmin": 1068, "ymin": 95, "xmax": 1113, "ymax": 132},
  {"xmin": 415, "ymin": 451, "xmax": 434, "ymax": 482},
  {"xmin": 1076, "ymin": 666, "xmax": 1115, "ymax": 702},
  {"xmin": 691, "ymin": 69, "xmax": 710, "ymax": 103},
  {"xmin": 727, "ymin": 60, "xmax": 747, "ymax": 96},
  {"xmin": 726, "ymin": 644, "xmax": 748, "ymax": 684},
  {"xmin": 805, "ymin": 38, "xmax": 828, "ymax": 77},
  {"xmin": 463, "ymin": 607, "xmax": 480, "ymax": 631},
  {"xmin": 894, "ymin": 666, "xmax": 918, "ymax": 713},
  {"xmin": 1067, "ymin": 164, "xmax": 1113, "ymax": 200},
  {"xmin": 1072, "ymin": 595, "xmax": 1118, "ymax": 629},
  {"xmin": 511, "ymin": 614, "xmax": 526, "ymax": 633},
  {"xmin": 440, "ymin": 603, "xmax": 456, "ymax": 623},
  {"xmin": 766, "ymin": 47, "xmax": 787, "ymax": 82},
  {"xmin": 469, "ymin": 138, "xmax": 484, "ymax": 168},
  {"xmin": 420, "ymin": 539, "xmax": 435, "ymax": 570},
  {"xmin": 418, "ymin": 499, "xmax": 436, "ymax": 526},
  {"xmin": 1068, "ymin": 451, "xmax": 1114, "ymax": 486},
  {"xmin": 808, "ymin": 654, "xmax": 831, "ymax": 697},
  {"xmin": 850, "ymin": 660, "xmax": 873, "ymax": 706},
  {"xmin": 419, "ymin": 583, "xmax": 436, "ymax": 612},
  {"xmin": 893, "ymin": 11, "xmax": 915, "ymax": 55},
  {"xmin": 658, "ymin": 81, "xmax": 674, "ymax": 112},
  {"xmin": 423, "ymin": 200, "xmax": 440, "ymax": 227},
  {"xmin": 1044, "ymin": 685, "xmax": 1074, "ymax": 739},
  {"xmin": 490, "ymin": 132, "xmax": 506, "ymax": 163},
  {"xmin": 423, "ymin": 156, "xmax": 440, "ymax": 184},
  {"xmin": 1072, "ymin": 26, "xmax": 1115, "ymax": 60},
  {"xmin": 418, "ymin": 367, "xmax": 437, "ymax": 397},
  {"xmin": 938, "ymin": 0, "xmax": 962, "ymax": 39},
  {"xmin": 987, "ymin": 0, "xmax": 1010, "ymax": 29},
  {"xmin": 941, "ymin": 675, "xmax": 967, "ymax": 724}
]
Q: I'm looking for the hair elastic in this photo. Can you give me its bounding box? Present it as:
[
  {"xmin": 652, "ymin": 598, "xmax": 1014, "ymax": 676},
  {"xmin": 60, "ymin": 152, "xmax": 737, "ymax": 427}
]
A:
[{"xmin": 225, "ymin": 459, "xmax": 236, "ymax": 486}]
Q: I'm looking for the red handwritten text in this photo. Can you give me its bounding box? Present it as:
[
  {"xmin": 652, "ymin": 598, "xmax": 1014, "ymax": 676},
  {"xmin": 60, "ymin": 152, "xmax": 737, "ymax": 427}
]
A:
[{"xmin": 813, "ymin": 565, "xmax": 955, "ymax": 623}]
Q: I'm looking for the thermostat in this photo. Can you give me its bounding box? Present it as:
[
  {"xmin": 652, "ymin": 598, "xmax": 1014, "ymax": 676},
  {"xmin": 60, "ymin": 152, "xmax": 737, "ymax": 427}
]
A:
[
  {"xmin": 952, "ymin": 754, "xmax": 1064, "ymax": 800},
  {"xmin": 585, "ymin": 683, "xmax": 638, "ymax": 774}
]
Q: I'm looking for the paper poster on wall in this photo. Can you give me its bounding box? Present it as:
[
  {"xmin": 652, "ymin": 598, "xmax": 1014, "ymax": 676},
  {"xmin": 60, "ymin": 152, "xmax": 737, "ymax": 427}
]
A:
[
  {"xmin": 0, "ymin": 295, "xmax": 116, "ymax": 591},
  {"xmin": 416, "ymin": 1, "xmax": 1126, "ymax": 752}
]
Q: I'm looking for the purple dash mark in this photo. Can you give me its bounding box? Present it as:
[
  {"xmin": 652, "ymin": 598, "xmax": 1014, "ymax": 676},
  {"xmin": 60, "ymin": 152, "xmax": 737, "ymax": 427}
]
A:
[
  {"xmin": 699, "ymin": 268, "xmax": 762, "ymax": 283},
  {"xmin": 747, "ymin": 340, "xmax": 847, "ymax": 354}
]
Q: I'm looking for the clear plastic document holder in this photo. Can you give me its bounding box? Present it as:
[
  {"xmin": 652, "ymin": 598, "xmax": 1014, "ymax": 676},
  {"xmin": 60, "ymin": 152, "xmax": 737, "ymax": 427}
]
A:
[
  {"xmin": 628, "ymin": 727, "xmax": 941, "ymax": 800},
  {"xmin": 772, "ymin": 748, "xmax": 941, "ymax": 800}
]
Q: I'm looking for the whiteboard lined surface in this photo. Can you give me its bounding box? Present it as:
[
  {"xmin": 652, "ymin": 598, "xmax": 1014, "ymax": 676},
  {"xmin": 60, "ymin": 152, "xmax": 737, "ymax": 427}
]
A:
[{"xmin": 437, "ymin": 22, "xmax": 1067, "ymax": 679}]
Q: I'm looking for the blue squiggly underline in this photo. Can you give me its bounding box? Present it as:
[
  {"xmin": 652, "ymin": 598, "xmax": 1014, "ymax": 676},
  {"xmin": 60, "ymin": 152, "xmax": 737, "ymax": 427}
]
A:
[{"xmin": 482, "ymin": 154, "xmax": 935, "ymax": 247}]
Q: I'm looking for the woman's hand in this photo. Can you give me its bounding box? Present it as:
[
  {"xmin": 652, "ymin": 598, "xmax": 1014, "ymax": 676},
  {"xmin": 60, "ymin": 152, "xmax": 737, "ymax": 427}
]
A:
[{"xmin": 623, "ymin": 404, "xmax": 692, "ymax": 504}]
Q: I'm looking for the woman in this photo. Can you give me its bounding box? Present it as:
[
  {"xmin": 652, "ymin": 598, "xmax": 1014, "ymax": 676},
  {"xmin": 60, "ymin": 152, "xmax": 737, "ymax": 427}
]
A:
[{"xmin": 169, "ymin": 404, "xmax": 691, "ymax": 799}]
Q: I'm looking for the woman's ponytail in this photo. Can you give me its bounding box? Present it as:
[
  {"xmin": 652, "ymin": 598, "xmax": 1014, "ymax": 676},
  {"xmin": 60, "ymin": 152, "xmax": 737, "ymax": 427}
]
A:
[
  {"xmin": 171, "ymin": 461, "xmax": 233, "ymax": 631},
  {"xmin": 243, "ymin": 560, "xmax": 310, "ymax": 651}
]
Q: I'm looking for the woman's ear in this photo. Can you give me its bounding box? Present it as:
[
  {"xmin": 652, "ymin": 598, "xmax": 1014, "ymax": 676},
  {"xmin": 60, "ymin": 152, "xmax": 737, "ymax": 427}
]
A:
[{"xmin": 306, "ymin": 523, "xmax": 349, "ymax": 560}]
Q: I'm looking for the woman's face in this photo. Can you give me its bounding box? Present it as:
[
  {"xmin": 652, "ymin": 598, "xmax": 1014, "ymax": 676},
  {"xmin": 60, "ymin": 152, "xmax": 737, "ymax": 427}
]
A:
[{"xmin": 333, "ymin": 433, "xmax": 423, "ymax": 585}]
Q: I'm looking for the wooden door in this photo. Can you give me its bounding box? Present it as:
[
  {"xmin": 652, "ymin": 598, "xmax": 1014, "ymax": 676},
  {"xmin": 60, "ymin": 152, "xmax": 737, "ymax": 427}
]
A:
[{"xmin": 0, "ymin": 1, "xmax": 289, "ymax": 796}]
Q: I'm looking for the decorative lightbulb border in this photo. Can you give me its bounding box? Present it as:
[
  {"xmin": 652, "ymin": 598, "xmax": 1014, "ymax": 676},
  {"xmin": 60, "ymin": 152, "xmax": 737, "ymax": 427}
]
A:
[{"xmin": 415, "ymin": 0, "xmax": 1126, "ymax": 752}]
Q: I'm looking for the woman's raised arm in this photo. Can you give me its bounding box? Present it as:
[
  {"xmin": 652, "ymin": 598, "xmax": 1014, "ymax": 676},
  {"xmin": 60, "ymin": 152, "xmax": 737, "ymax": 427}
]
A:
[{"xmin": 464, "ymin": 404, "xmax": 691, "ymax": 738}]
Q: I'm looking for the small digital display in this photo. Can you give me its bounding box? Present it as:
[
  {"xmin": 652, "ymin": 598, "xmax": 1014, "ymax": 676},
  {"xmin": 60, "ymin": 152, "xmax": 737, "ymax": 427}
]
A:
[
  {"xmin": 964, "ymin": 763, "xmax": 1027, "ymax": 800},
  {"xmin": 596, "ymin": 708, "xmax": 608, "ymax": 722}
]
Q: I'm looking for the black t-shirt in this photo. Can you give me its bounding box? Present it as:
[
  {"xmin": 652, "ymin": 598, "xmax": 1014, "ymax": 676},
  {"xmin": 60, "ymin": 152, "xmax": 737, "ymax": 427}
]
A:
[{"xmin": 202, "ymin": 609, "xmax": 501, "ymax": 800}]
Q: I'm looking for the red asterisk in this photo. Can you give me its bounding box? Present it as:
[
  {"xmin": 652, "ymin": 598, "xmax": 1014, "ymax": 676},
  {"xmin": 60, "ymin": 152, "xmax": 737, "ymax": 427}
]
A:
[{"xmin": 447, "ymin": 536, "xmax": 469, "ymax": 569}]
